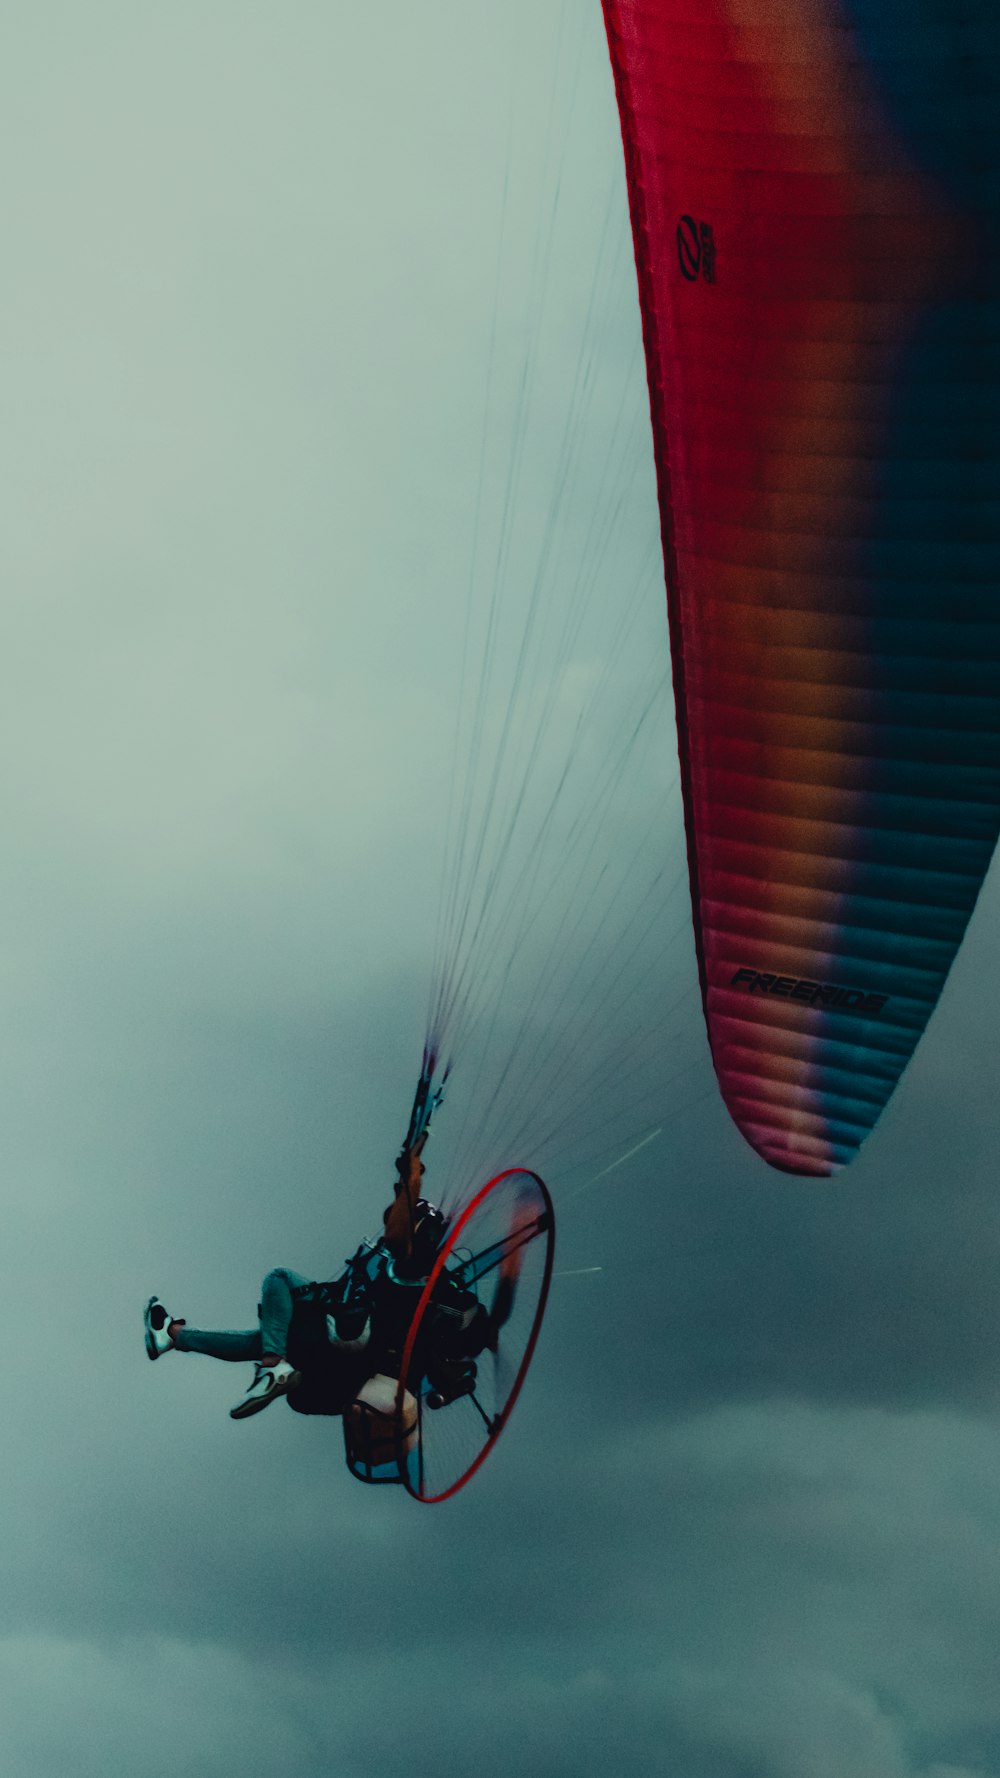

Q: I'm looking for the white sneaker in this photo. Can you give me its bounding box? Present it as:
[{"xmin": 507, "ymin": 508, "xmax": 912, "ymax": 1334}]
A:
[
  {"xmin": 229, "ymin": 1360, "xmax": 300, "ymax": 1419},
  {"xmin": 144, "ymin": 1297, "xmax": 183, "ymax": 1361}
]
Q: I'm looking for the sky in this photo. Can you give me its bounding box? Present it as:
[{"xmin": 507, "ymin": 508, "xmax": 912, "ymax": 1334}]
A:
[{"xmin": 2, "ymin": 4, "xmax": 1000, "ymax": 1775}]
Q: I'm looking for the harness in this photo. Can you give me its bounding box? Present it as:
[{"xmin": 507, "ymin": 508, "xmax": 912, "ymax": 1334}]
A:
[{"xmin": 285, "ymin": 1240, "xmax": 491, "ymax": 1416}]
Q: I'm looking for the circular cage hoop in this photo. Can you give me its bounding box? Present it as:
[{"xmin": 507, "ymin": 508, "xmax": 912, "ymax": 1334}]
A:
[{"xmin": 396, "ymin": 1168, "xmax": 555, "ymax": 1503}]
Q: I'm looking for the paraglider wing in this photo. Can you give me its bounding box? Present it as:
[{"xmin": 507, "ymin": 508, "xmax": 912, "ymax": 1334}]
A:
[{"xmin": 603, "ymin": 0, "xmax": 1000, "ymax": 1173}]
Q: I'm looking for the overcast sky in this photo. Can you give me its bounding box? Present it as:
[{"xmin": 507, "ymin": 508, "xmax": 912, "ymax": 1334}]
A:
[{"xmin": 3, "ymin": 5, "xmax": 1000, "ymax": 1776}]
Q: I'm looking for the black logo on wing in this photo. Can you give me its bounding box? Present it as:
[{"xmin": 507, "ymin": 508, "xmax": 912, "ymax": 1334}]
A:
[
  {"xmin": 677, "ymin": 215, "xmax": 717, "ymax": 285},
  {"xmin": 677, "ymin": 215, "xmax": 701, "ymax": 280},
  {"xmin": 729, "ymin": 966, "xmax": 889, "ymax": 1017}
]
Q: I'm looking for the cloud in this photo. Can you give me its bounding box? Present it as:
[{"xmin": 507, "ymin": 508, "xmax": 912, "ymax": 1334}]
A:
[
  {"xmin": 0, "ymin": 1634, "xmax": 346, "ymax": 1778},
  {"xmin": 5, "ymin": 1376, "xmax": 1000, "ymax": 1775}
]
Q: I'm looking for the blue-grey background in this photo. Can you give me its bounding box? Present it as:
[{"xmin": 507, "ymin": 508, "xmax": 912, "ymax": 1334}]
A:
[{"xmin": 2, "ymin": 5, "xmax": 999, "ymax": 1775}]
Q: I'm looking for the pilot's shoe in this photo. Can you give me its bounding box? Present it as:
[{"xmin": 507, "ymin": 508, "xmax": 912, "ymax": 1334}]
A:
[
  {"xmin": 144, "ymin": 1297, "xmax": 184, "ymax": 1360},
  {"xmin": 229, "ymin": 1360, "xmax": 300, "ymax": 1419}
]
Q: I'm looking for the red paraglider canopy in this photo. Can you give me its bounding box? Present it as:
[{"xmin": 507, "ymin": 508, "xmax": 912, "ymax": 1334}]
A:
[{"xmin": 603, "ymin": 0, "xmax": 1000, "ymax": 1174}]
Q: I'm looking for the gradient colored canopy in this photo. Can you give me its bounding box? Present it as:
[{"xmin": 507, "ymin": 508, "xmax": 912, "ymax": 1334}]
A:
[{"xmin": 603, "ymin": 0, "xmax": 1000, "ymax": 1173}]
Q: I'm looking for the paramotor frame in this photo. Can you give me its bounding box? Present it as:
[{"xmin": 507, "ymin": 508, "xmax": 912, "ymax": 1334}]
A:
[{"xmin": 397, "ymin": 1167, "xmax": 555, "ymax": 1503}]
